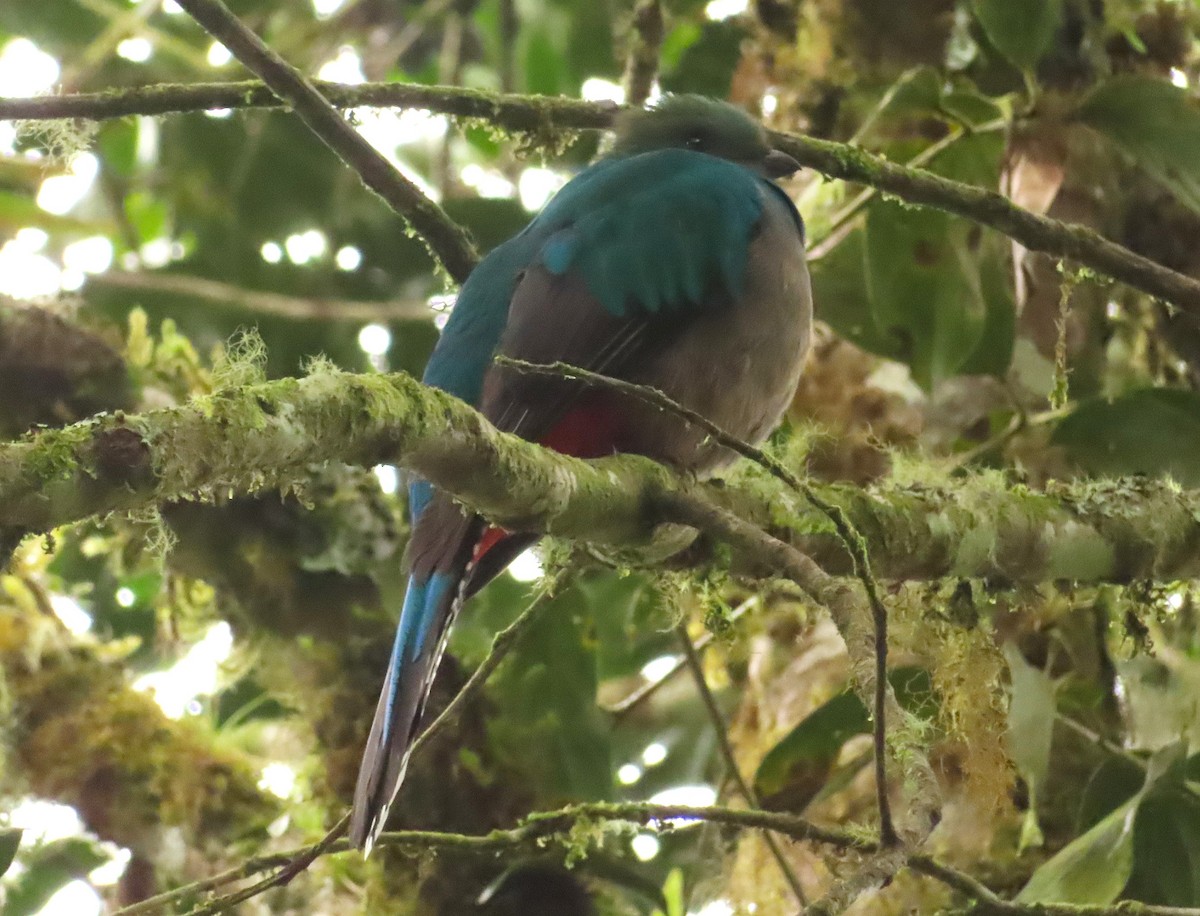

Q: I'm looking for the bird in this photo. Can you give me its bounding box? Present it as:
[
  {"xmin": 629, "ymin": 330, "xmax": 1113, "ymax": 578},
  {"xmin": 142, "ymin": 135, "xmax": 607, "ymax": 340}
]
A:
[{"xmin": 350, "ymin": 94, "xmax": 813, "ymax": 851}]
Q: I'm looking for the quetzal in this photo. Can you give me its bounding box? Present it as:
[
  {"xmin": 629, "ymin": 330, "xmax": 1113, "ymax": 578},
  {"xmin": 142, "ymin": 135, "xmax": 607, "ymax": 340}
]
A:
[{"xmin": 350, "ymin": 94, "xmax": 813, "ymax": 850}]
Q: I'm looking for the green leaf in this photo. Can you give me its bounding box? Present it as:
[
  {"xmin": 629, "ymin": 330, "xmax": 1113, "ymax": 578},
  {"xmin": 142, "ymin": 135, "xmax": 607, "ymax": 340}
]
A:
[
  {"xmin": 1079, "ymin": 76, "xmax": 1200, "ymax": 215},
  {"xmin": 0, "ymin": 189, "xmax": 111, "ymax": 236},
  {"xmin": 1016, "ymin": 797, "xmax": 1137, "ymax": 904},
  {"xmin": 1004, "ymin": 642, "xmax": 1057, "ymax": 851},
  {"xmin": 1126, "ymin": 788, "xmax": 1200, "ymax": 905},
  {"xmin": 4, "ymin": 837, "xmax": 109, "ymax": 916},
  {"xmin": 658, "ymin": 20, "xmax": 748, "ymax": 98},
  {"xmin": 0, "ymin": 828, "xmax": 22, "ymax": 879},
  {"xmin": 97, "ymin": 120, "xmax": 138, "ymax": 180},
  {"xmin": 1018, "ymin": 743, "xmax": 1183, "ymax": 905},
  {"xmin": 864, "ymin": 200, "xmax": 989, "ymax": 388},
  {"xmin": 579, "ymin": 572, "xmax": 672, "ymax": 681},
  {"xmin": 523, "ymin": 26, "xmax": 566, "ymax": 96},
  {"xmin": 754, "ymin": 691, "xmax": 868, "ymax": 808},
  {"xmin": 1051, "ymin": 388, "xmax": 1200, "ymax": 486},
  {"xmin": 1004, "ymin": 643, "xmax": 1057, "ymax": 808},
  {"xmin": 754, "ymin": 668, "xmax": 936, "ymax": 809},
  {"xmin": 871, "ymin": 68, "xmax": 1002, "ymax": 132},
  {"xmin": 972, "ymin": 0, "xmax": 1063, "ymax": 70},
  {"xmin": 1077, "ymin": 757, "xmax": 1144, "ymax": 833},
  {"xmin": 661, "ymin": 867, "xmax": 685, "ymax": 916},
  {"xmin": 484, "ymin": 585, "xmax": 613, "ymax": 801},
  {"xmin": 816, "ymin": 131, "xmax": 1013, "ymax": 384}
]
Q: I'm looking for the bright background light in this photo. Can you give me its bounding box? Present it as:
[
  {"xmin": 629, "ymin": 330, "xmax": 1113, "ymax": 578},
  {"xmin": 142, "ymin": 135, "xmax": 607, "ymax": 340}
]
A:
[
  {"xmin": 507, "ymin": 549, "xmax": 543, "ymax": 583},
  {"xmin": 0, "ymin": 38, "xmax": 60, "ymax": 96},
  {"xmin": 133, "ymin": 622, "xmax": 234, "ymax": 719},
  {"xmin": 358, "ymin": 323, "xmax": 392, "ymax": 357}
]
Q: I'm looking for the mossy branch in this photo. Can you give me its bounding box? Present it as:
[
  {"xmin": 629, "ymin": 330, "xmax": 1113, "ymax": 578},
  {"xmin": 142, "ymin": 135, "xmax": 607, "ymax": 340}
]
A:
[
  {"xmin": 6, "ymin": 83, "xmax": 1200, "ymax": 313},
  {"xmin": 2, "ymin": 369, "xmax": 1200, "ymax": 585}
]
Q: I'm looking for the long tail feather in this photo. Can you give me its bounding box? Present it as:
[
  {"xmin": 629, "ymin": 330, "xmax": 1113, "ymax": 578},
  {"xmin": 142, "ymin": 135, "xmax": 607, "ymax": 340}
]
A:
[{"xmin": 350, "ymin": 570, "xmax": 462, "ymax": 851}]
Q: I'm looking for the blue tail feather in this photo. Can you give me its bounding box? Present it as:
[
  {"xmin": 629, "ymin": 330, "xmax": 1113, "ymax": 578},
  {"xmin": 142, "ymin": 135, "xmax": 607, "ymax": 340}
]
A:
[{"xmin": 350, "ymin": 569, "xmax": 461, "ymax": 851}]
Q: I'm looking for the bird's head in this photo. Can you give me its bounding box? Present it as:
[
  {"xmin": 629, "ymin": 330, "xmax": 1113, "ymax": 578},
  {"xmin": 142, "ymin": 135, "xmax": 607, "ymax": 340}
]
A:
[{"xmin": 611, "ymin": 94, "xmax": 802, "ymax": 180}]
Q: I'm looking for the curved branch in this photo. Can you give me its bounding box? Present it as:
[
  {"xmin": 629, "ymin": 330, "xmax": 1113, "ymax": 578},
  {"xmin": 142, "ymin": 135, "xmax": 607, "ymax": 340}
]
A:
[{"xmin": 172, "ymin": 0, "xmax": 478, "ymax": 283}]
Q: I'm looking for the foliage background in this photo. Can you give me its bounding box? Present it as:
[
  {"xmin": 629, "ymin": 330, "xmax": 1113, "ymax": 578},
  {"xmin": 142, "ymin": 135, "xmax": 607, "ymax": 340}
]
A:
[{"xmin": 4, "ymin": 0, "xmax": 1200, "ymax": 913}]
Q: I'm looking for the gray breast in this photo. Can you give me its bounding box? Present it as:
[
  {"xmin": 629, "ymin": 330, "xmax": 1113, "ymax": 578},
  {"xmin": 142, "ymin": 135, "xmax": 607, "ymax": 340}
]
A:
[{"xmin": 620, "ymin": 186, "xmax": 813, "ymax": 472}]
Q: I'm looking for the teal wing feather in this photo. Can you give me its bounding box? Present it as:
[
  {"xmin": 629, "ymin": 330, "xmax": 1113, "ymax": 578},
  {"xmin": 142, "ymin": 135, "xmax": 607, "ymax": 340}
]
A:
[
  {"xmin": 537, "ymin": 148, "xmax": 767, "ymax": 316},
  {"xmin": 422, "ymin": 147, "xmax": 771, "ymax": 407}
]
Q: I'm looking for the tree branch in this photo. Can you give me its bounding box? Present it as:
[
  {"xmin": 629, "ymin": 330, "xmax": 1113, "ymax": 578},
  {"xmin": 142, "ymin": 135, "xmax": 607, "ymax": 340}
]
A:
[
  {"xmin": 0, "ymin": 80, "xmax": 615, "ymax": 131},
  {"xmin": 766, "ymin": 129, "xmax": 1200, "ymax": 313},
  {"xmin": 112, "ymin": 800, "xmax": 1200, "ymax": 916},
  {"xmin": 171, "ymin": 0, "xmax": 479, "ymax": 283},
  {"xmin": 116, "ymin": 590, "xmax": 555, "ymax": 916},
  {"xmin": 3, "ymin": 370, "xmax": 1200, "ymax": 585},
  {"xmin": 86, "ymin": 271, "xmax": 436, "ymax": 323},
  {"xmin": 8, "ymin": 83, "xmax": 1200, "ymax": 313},
  {"xmin": 622, "ymin": 0, "xmax": 664, "ymax": 107}
]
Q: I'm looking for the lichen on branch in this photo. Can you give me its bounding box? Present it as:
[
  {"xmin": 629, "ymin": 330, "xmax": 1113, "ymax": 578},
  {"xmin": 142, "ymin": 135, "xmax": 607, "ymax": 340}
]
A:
[{"xmin": 1, "ymin": 368, "xmax": 1199, "ymax": 586}]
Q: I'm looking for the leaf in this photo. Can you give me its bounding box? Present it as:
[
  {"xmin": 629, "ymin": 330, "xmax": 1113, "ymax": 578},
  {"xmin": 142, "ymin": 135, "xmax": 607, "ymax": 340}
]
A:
[
  {"xmin": 864, "ymin": 200, "xmax": 988, "ymax": 388},
  {"xmin": 1004, "ymin": 642, "xmax": 1057, "ymax": 806},
  {"xmin": 661, "ymin": 868, "xmax": 685, "ymax": 916},
  {"xmin": 1016, "ymin": 797, "xmax": 1137, "ymax": 904},
  {"xmin": 0, "ymin": 828, "xmax": 22, "ymax": 879},
  {"xmin": 972, "ymin": 0, "xmax": 1063, "ymax": 70},
  {"xmin": 754, "ymin": 691, "xmax": 868, "ymax": 809},
  {"xmin": 754, "ymin": 668, "xmax": 936, "ymax": 809},
  {"xmin": 1077, "ymin": 757, "xmax": 1144, "ymax": 834},
  {"xmin": 658, "ymin": 20, "xmax": 748, "ymax": 99},
  {"xmin": 1126, "ymin": 788, "xmax": 1200, "ymax": 905},
  {"xmin": 1018, "ymin": 743, "xmax": 1183, "ymax": 905},
  {"xmin": 816, "ymin": 131, "xmax": 1013, "ymax": 385},
  {"xmin": 0, "ymin": 190, "xmax": 111, "ymax": 235},
  {"xmin": 4, "ymin": 837, "xmax": 109, "ymax": 916},
  {"xmin": 1051, "ymin": 388, "xmax": 1200, "ymax": 486},
  {"xmin": 1079, "ymin": 76, "xmax": 1200, "ymax": 215},
  {"xmin": 484, "ymin": 585, "xmax": 613, "ymax": 801},
  {"xmin": 872, "ymin": 67, "xmax": 1002, "ymax": 131},
  {"xmin": 579, "ymin": 572, "xmax": 672, "ymax": 681}
]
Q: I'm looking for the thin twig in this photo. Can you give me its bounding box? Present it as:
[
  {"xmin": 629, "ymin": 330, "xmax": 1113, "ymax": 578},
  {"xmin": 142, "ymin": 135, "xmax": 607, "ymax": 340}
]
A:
[
  {"xmin": 806, "ymin": 119, "xmax": 1005, "ymax": 262},
  {"xmin": 87, "ymin": 270, "xmax": 437, "ymax": 323},
  {"xmin": 675, "ymin": 623, "xmax": 808, "ymax": 905},
  {"xmin": 767, "ymin": 127, "xmax": 1200, "ymax": 315},
  {"xmin": 498, "ymin": 356, "xmax": 899, "ymax": 845},
  {"xmin": 171, "ymin": 0, "xmax": 479, "ymax": 283},
  {"xmin": 658, "ymin": 492, "xmax": 907, "ymax": 840},
  {"xmin": 604, "ymin": 596, "xmax": 757, "ymax": 718},
  {"xmin": 408, "ymin": 590, "xmax": 553, "ymax": 761},
  {"xmin": 179, "ymin": 813, "xmax": 350, "ymax": 916},
  {"xmin": 112, "ymin": 800, "xmax": 1200, "ymax": 916}
]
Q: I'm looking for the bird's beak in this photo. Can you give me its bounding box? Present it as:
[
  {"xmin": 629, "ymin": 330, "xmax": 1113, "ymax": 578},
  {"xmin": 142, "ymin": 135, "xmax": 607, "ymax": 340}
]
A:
[{"xmin": 763, "ymin": 149, "xmax": 802, "ymax": 179}]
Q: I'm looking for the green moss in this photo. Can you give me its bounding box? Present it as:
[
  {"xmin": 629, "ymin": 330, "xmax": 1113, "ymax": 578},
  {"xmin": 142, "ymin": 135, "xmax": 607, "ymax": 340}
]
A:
[
  {"xmin": 22, "ymin": 424, "xmax": 94, "ymax": 484},
  {"xmin": 2, "ymin": 621, "xmax": 276, "ymax": 846}
]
